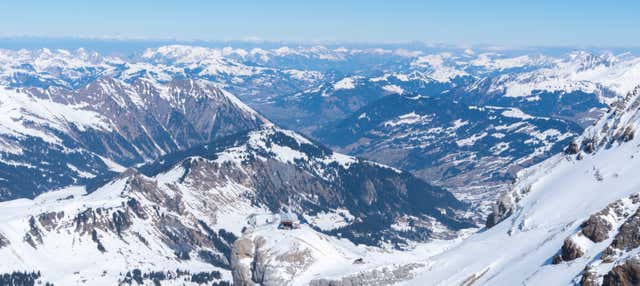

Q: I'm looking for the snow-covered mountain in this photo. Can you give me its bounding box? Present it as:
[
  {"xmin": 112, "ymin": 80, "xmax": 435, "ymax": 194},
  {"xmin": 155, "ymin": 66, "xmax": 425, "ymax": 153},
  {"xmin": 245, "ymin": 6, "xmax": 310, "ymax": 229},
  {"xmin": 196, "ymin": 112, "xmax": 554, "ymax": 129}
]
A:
[
  {"xmin": 225, "ymin": 85, "xmax": 640, "ymax": 286},
  {"xmin": 0, "ymin": 46, "xmax": 481, "ymax": 284},
  {"xmin": 484, "ymin": 51, "xmax": 640, "ymax": 103},
  {"xmin": 2, "ymin": 44, "xmax": 640, "ymax": 285},
  {"xmin": 0, "ymin": 78, "xmax": 264, "ymax": 200},
  {"xmin": 0, "ymin": 123, "xmax": 473, "ymax": 285},
  {"xmin": 302, "ymin": 49, "xmax": 640, "ymax": 212}
]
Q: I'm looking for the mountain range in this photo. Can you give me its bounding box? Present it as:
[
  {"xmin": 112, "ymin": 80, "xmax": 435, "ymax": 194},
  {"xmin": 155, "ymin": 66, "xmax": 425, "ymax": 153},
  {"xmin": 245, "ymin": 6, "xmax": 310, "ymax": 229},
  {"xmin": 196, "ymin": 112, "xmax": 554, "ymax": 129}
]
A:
[{"xmin": 0, "ymin": 44, "xmax": 640, "ymax": 285}]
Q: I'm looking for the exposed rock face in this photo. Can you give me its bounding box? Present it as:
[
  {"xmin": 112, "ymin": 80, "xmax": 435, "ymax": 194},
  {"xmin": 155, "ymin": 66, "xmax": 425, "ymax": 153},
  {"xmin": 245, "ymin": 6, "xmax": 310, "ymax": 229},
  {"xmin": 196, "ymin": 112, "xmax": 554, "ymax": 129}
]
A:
[
  {"xmin": 560, "ymin": 238, "xmax": 585, "ymax": 262},
  {"xmin": 32, "ymin": 78, "xmax": 265, "ymax": 164},
  {"xmin": 582, "ymin": 213, "xmax": 614, "ymax": 243},
  {"xmin": 485, "ymin": 192, "xmax": 513, "ymax": 228},
  {"xmin": 553, "ymin": 235, "xmax": 589, "ymax": 264},
  {"xmin": 1, "ymin": 168, "xmax": 238, "ymax": 284},
  {"xmin": 619, "ymin": 126, "xmax": 635, "ymax": 142},
  {"xmin": 229, "ymin": 222, "xmax": 425, "ymax": 286},
  {"xmin": 230, "ymin": 237, "xmax": 257, "ymax": 286},
  {"xmin": 485, "ymin": 184, "xmax": 532, "ymax": 228},
  {"xmin": 36, "ymin": 211, "xmax": 65, "ymax": 232},
  {"xmin": 231, "ymin": 235, "xmax": 314, "ymax": 286},
  {"xmin": 568, "ymin": 87, "xmax": 640, "ymax": 160},
  {"xmin": 582, "ymin": 136, "xmax": 598, "ymax": 154},
  {"xmin": 565, "ymin": 140, "xmax": 580, "ymax": 154},
  {"xmin": 580, "ymin": 266, "xmax": 599, "ymax": 286},
  {"xmin": 33, "ymin": 169, "xmax": 236, "ymax": 257},
  {"xmin": 581, "ymin": 194, "xmax": 640, "ymax": 244},
  {"xmin": 0, "ymin": 232, "xmax": 9, "ymax": 248},
  {"xmin": 23, "ymin": 217, "xmax": 44, "ymax": 248},
  {"xmin": 602, "ymin": 258, "xmax": 640, "ymax": 286},
  {"xmin": 546, "ymin": 193, "xmax": 640, "ymax": 283},
  {"xmin": 554, "ymin": 194, "xmax": 640, "ymax": 269},
  {"xmin": 251, "ymin": 237, "xmax": 269, "ymax": 285},
  {"xmin": 603, "ymin": 208, "xmax": 640, "ymax": 262},
  {"xmin": 229, "ymin": 216, "xmax": 430, "ymax": 286}
]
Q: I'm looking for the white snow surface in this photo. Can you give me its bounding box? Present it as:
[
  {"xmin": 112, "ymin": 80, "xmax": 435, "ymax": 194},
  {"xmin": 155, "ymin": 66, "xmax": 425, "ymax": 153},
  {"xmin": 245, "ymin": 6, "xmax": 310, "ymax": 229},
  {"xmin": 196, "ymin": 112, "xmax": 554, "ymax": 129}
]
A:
[
  {"xmin": 490, "ymin": 52, "xmax": 640, "ymax": 100},
  {"xmin": 501, "ymin": 107, "xmax": 534, "ymax": 119},
  {"xmin": 0, "ymin": 87, "xmax": 112, "ymax": 144},
  {"xmin": 214, "ymin": 126, "xmax": 358, "ymax": 172},
  {"xmin": 382, "ymin": 84, "xmax": 404, "ymax": 94},
  {"xmin": 333, "ymin": 77, "xmax": 357, "ymax": 90},
  {"xmin": 396, "ymin": 87, "xmax": 640, "ymax": 285},
  {"xmin": 410, "ymin": 53, "xmax": 469, "ymax": 82}
]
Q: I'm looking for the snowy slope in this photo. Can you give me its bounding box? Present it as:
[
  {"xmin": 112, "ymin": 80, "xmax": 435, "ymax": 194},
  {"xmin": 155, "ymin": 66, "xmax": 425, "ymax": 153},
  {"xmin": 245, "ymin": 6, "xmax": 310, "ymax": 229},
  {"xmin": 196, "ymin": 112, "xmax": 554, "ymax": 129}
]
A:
[
  {"xmin": 231, "ymin": 220, "xmax": 468, "ymax": 286},
  {"xmin": 396, "ymin": 87, "xmax": 640, "ymax": 285}
]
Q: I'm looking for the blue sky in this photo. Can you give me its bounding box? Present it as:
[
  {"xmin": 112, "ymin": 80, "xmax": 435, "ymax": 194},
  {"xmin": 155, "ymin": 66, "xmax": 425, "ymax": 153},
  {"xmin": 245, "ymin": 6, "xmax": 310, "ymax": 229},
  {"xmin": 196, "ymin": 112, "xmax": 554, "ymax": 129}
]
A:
[{"xmin": 1, "ymin": 0, "xmax": 638, "ymax": 46}]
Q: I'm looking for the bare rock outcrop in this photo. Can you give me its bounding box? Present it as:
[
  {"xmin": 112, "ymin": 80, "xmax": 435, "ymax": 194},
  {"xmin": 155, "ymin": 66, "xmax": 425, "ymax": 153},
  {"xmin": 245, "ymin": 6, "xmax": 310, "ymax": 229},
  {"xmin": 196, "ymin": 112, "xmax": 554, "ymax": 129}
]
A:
[
  {"xmin": 485, "ymin": 185, "xmax": 532, "ymax": 228},
  {"xmin": 553, "ymin": 237, "xmax": 585, "ymax": 264},
  {"xmin": 230, "ymin": 234, "xmax": 303, "ymax": 286},
  {"xmin": 565, "ymin": 139, "xmax": 580, "ymax": 155},
  {"xmin": 0, "ymin": 232, "xmax": 9, "ymax": 248},
  {"xmin": 485, "ymin": 191, "xmax": 514, "ymax": 228},
  {"xmin": 580, "ymin": 265, "xmax": 599, "ymax": 286},
  {"xmin": 581, "ymin": 213, "xmax": 614, "ymax": 243},
  {"xmin": 231, "ymin": 237, "xmax": 258, "ymax": 286},
  {"xmin": 230, "ymin": 231, "xmax": 422, "ymax": 286},
  {"xmin": 602, "ymin": 257, "xmax": 640, "ymax": 286},
  {"xmin": 602, "ymin": 208, "xmax": 640, "ymax": 262},
  {"xmin": 556, "ymin": 194, "xmax": 640, "ymax": 267},
  {"xmin": 582, "ymin": 194, "xmax": 640, "ymax": 243},
  {"xmin": 23, "ymin": 216, "xmax": 44, "ymax": 248}
]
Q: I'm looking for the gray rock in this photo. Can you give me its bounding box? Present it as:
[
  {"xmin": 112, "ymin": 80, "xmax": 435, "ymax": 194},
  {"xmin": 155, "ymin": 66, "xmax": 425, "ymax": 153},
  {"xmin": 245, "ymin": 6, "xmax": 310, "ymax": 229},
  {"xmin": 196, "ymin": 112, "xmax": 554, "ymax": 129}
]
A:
[
  {"xmin": 581, "ymin": 213, "xmax": 614, "ymax": 243},
  {"xmin": 230, "ymin": 234, "xmax": 314, "ymax": 286},
  {"xmin": 231, "ymin": 237, "xmax": 257, "ymax": 286},
  {"xmin": 580, "ymin": 265, "xmax": 599, "ymax": 286},
  {"xmin": 602, "ymin": 257, "xmax": 640, "ymax": 286},
  {"xmin": 565, "ymin": 139, "xmax": 580, "ymax": 155},
  {"xmin": 485, "ymin": 189, "xmax": 517, "ymax": 228},
  {"xmin": 0, "ymin": 232, "xmax": 9, "ymax": 248},
  {"xmin": 603, "ymin": 208, "xmax": 640, "ymax": 261},
  {"xmin": 560, "ymin": 238, "xmax": 585, "ymax": 262}
]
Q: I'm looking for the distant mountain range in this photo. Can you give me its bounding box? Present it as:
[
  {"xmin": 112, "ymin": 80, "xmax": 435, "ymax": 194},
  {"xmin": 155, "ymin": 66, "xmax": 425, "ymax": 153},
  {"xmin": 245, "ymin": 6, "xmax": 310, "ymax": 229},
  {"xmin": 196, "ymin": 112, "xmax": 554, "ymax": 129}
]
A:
[
  {"xmin": 0, "ymin": 44, "xmax": 640, "ymax": 285},
  {"xmin": 2, "ymin": 44, "xmax": 639, "ymax": 207}
]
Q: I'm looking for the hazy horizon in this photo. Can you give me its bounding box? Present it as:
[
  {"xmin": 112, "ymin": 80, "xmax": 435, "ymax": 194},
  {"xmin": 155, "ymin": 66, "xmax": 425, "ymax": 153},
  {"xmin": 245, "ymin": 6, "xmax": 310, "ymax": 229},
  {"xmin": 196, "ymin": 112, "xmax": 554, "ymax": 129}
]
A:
[
  {"xmin": 1, "ymin": 0, "xmax": 639, "ymax": 46},
  {"xmin": 2, "ymin": 35, "xmax": 640, "ymax": 57}
]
